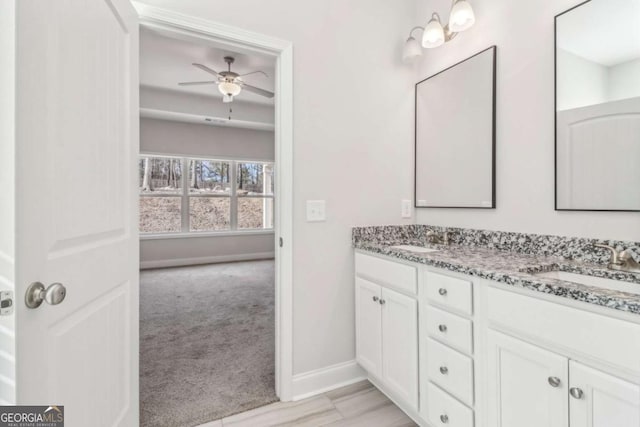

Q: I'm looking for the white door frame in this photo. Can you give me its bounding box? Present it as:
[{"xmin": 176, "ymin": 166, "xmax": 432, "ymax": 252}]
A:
[{"xmin": 133, "ymin": 3, "xmax": 294, "ymax": 401}]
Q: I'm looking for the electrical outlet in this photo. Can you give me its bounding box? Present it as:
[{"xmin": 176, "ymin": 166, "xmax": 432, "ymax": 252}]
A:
[
  {"xmin": 306, "ymin": 200, "xmax": 326, "ymax": 222},
  {"xmin": 401, "ymin": 200, "xmax": 412, "ymax": 218}
]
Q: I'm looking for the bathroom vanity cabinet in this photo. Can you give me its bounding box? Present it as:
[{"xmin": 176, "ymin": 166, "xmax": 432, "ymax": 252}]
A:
[{"xmin": 354, "ymin": 250, "xmax": 640, "ymax": 427}]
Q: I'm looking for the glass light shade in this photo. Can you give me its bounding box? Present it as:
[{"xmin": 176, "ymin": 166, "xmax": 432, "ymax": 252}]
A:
[
  {"xmin": 402, "ymin": 37, "xmax": 423, "ymax": 62},
  {"xmin": 422, "ymin": 16, "xmax": 445, "ymax": 48},
  {"xmin": 449, "ymin": 0, "xmax": 475, "ymax": 32},
  {"xmin": 218, "ymin": 81, "xmax": 242, "ymax": 96}
]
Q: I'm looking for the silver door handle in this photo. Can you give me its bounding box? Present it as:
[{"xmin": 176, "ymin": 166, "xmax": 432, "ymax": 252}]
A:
[
  {"xmin": 25, "ymin": 282, "xmax": 67, "ymax": 308},
  {"xmin": 548, "ymin": 376, "xmax": 561, "ymax": 388},
  {"xmin": 570, "ymin": 387, "xmax": 584, "ymax": 399}
]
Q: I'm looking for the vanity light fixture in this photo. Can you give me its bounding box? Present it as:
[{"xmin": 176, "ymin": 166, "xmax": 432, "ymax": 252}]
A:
[{"xmin": 402, "ymin": 0, "xmax": 476, "ymax": 62}]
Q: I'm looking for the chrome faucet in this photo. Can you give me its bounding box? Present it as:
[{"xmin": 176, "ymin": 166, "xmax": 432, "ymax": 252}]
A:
[
  {"xmin": 426, "ymin": 230, "xmax": 450, "ymax": 245},
  {"xmin": 593, "ymin": 244, "xmax": 640, "ymax": 273}
]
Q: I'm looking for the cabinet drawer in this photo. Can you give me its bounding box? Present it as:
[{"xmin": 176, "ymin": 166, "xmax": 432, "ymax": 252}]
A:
[
  {"xmin": 426, "ymin": 305, "xmax": 473, "ymax": 355},
  {"xmin": 426, "ymin": 271, "xmax": 473, "ymax": 315},
  {"xmin": 488, "ymin": 286, "xmax": 640, "ymax": 374},
  {"xmin": 426, "ymin": 338, "xmax": 474, "ymax": 406},
  {"xmin": 355, "ymin": 253, "xmax": 417, "ymax": 294},
  {"xmin": 427, "ymin": 382, "xmax": 474, "ymax": 427}
]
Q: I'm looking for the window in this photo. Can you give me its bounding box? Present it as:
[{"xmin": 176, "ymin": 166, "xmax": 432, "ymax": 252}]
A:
[{"xmin": 139, "ymin": 155, "xmax": 274, "ymax": 235}]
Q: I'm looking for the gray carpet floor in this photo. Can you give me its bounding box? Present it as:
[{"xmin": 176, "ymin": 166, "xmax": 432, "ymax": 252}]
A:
[{"xmin": 140, "ymin": 260, "xmax": 277, "ymax": 427}]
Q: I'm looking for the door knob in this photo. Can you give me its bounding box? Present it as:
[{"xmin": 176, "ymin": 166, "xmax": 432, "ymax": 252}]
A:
[
  {"xmin": 438, "ymin": 324, "xmax": 448, "ymax": 332},
  {"xmin": 548, "ymin": 376, "xmax": 561, "ymax": 388},
  {"xmin": 379, "ymin": 299, "xmax": 386, "ymax": 305},
  {"xmin": 440, "ymin": 414, "xmax": 449, "ymax": 423},
  {"xmin": 438, "ymin": 288, "xmax": 448, "ymax": 296},
  {"xmin": 25, "ymin": 282, "xmax": 67, "ymax": 309},
  {"xmin": 570, "ymin": 387, "xmax": 584, "ymax": 399},
  {"xmin": 372, "ymin": 296, "xmax": 379, "ymax": 302},
  {"xmin": 439, "ymin": 366, "xmax": 449, "ymax": 375}
]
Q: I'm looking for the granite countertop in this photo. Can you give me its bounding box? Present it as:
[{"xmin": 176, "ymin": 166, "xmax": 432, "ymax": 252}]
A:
[{"xmin": 354, "ymin": 240, "xmax": 640, "ymax": 315}]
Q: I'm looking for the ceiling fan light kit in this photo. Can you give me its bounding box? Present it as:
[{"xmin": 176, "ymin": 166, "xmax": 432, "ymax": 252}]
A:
[
  {"xmin": 402, "ymin": 0, "xmax": 476, "ymax": 62},
  {"xmin": 178, "ymin": 55, "xmax": 274, "ymax": 103}
]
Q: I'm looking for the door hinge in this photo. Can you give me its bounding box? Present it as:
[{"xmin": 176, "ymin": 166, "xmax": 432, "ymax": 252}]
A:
[
  {"xmin": 0, "ymin": 291, "xmax": 14, "ymax": 316},
  {"xmin": 279, "ymin": 237, "xmax": 283, "ymax": 248}
]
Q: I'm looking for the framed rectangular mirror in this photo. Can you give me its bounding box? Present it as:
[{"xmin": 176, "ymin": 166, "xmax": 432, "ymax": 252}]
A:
[
  {"xmin": 555, "ymin": 0, "xmax": 640, "ymax": 211},
  {"xmin": 415, "ymin": 46, "xmax": 496, "ymax": 209}
]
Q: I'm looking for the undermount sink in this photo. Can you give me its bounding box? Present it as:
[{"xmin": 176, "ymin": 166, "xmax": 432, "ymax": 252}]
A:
[
  {"xmin": 533, "ymin": 270, "xmax": 640, "ymax": 295},
  {"xmin": 390, "ymin": 245, "xmax": 439, "ymax": 254}
]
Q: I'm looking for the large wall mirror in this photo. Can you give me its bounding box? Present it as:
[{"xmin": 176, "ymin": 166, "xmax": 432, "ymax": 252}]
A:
[
  {"xmin": 555, "ymin": 0, "xmax": 640, "ymax": 211},
  {"xmin": 415, "ymin": 46, "xmax": 496, "ymax": 209}
]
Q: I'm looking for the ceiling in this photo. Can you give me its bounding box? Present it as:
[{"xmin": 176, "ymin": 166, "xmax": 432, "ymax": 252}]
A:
[
  {"xmin": 140, "ymin": 27, "xmax": 276, "ymax": 106},
  {"xmin": 556, "ymin": 0, "xmax": 640, "ymax": 67}
]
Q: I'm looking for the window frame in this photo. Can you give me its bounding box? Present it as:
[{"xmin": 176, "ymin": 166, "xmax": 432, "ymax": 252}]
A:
[{"xmin": 139, "ymin": 153, "xmax": 275, "ymax": 237}]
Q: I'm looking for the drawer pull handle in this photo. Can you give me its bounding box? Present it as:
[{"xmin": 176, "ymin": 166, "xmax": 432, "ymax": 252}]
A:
[
  {"xmin": 438, "ymin": 324, "xmax": 448, "ymax": 333},
  {"xmin": 439, "ymin": 366, "xmax": 448, "ymax": 375},
  {"xmin": 440, "ymin": 414, "xmax": 449, "ymax": 423},
  {"xmin": 548, "ymin": 376, "xmax": 561, "ymax": 388},
  {"xmin": 570, "ymin": 387, "xmax": 584, "ymax": 399},
  {"xmin": 438, "ymin": 288, "xmax": 448, "ymax": 296},
  {"xmin": 372, "ymin": 296, "xmax": 379, "ymax": 302}
]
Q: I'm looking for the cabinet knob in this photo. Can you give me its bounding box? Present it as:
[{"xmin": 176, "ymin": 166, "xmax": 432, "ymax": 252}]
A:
[
  {"xmin": 439, "ymin": 366, "xmax": 449, "ymax": 375},
  {"xmin": 372, "ymin": 296, "xmax": 379, "ymax": 302},
  {"xmin": 379, "ymin": 299, "xmax": 386, "ymax": 305},
  {"xmin": 438, "ymin": 288, "xmax": 448, "ymax": 296},
  {"xmin": 570, "ymin": 387, "xmax": 584, "ymax": 399},
  {"xmin": 438, "ymin": 324, "xmax": 448, "ymax": 333},
  {"xmin": 548, "ymin": 376, "xmax": 561, "ymax": 388},
  {"xmin": 440, "ymin": 414, "xmax": 449, "ymax": 423}
]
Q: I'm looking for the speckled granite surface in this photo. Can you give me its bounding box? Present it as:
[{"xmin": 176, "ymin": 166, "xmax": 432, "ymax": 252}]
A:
[{"xmin": 353, "ymin": 225, "xmax": 640, "ymax": 315}]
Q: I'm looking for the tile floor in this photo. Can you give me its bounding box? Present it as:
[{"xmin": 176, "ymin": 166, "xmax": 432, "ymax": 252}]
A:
[{"xmin": 196, "ymin": 380, "xmax": 418, "ymax": 427}]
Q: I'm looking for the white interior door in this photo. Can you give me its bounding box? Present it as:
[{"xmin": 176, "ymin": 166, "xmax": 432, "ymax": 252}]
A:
[
  {"xmin": 10, "ymin": 1, "xmax": 139, "ymax": 426},
  {"xmin": 569, "ymin": 361, "xmax": 640, "ymax": 427}
]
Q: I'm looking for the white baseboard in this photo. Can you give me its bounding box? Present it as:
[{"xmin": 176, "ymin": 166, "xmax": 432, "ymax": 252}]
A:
[
  {"xmin": 140, "ymin": 251, "xmax": 275, "ymax": 269},
  {"xmin": 291, "ymin": 360, "xmax": 367, "ymax": 401}
]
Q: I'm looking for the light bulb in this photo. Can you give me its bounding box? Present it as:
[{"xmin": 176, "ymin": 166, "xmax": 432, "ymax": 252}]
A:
[
  {"xmin": 422, "ymin": 14, "xmax": 445, "ymax": 48},
  {"xmin": 218, "ymin": 81, "xmax": 242, "ymax": 97},
  {"xmin": 449, "ymin": 0, "xmax": 475, "ymax": 32},
  {"xmin": 402, "ymin": 36, "xmax": 423, "ymax": 62}
]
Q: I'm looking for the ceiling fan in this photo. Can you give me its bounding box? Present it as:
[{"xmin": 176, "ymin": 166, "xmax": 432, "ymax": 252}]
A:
[{"xmin": 178, "ymin": 56, "xmax": 274, "ymax": 103}]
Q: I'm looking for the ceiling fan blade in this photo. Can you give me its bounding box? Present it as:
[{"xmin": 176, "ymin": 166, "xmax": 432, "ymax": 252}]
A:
[
  {"xmin": 178, "ymin": 81, "xmax": 218, "ymax": 86},
  {"xmin": 240, "ymin": 70, "xmax": 269, "ymax": 78},
  {"xmin": 192, "ymin": 63, "xmax": 220, "ymax": 77},
  {"xmin": 241, "ymin": 84, "xmax": 274, "ymax": 98}
]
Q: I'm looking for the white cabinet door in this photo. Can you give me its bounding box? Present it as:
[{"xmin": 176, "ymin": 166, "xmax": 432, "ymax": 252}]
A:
[
  {"xmin": 487, "ymin": 330, "xmax": 569, "ymax": 427},
  {"xmin": 381, "ymin": 287, "xmax": 418, "ymax": 408},
  {"xmin": 6, "ymin": 1, "xmax": 140, "ymax": 426},
  {"xmin": 569, "ymin": 361, "xmax": 640, "ymax": 427},
  {"xmin": 356, "ymin": 278, "xmax": 382, "ymax": 377}
]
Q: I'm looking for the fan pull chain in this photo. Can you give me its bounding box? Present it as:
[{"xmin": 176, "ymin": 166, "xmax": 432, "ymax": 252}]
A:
[{"xmin": 228, "ymin": 106, "xmax": 233, "ymax": 121}]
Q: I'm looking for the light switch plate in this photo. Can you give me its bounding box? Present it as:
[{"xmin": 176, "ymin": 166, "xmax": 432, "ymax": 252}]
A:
[
  {"xmin": 401, "ymin": 200, "xmax": 412, "ymax": 218},
  {"xmin": 306, "ymin": 200, "xmax": 326, "ymax": 222}
]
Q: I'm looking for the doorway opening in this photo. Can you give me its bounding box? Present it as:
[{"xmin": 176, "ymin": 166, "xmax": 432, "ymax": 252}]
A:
[{"xmin": 135, "ymin": 7, "xmax": 293, "ymax": 426}]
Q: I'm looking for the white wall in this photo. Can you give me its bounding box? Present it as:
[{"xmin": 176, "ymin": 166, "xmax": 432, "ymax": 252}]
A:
[
  {"xmin": 141, "ymin": 85, "xmax": 275, "ymax": 124},
  {"xmin": 609, "ymin": 58, "xmax": 640, "ymax": 102},
  {"xmin": 140, "ymin": 117, "xmax": 274, "ymax": 159},
  {"xmin": 135, "ymin": 0, "xmax": 416, "ymax": 376},
  {"xmin": 414, "ymin": 0, "xmax": 640, "ymax": 241},
  {"xmin": 557, "ymin": 49, "xmax": 608, "ymax": 111},
  {"xmin": 140, "ymin": 117, "xmax": 275, "ymax": 268}
]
